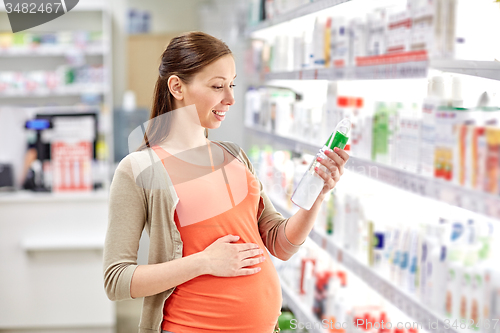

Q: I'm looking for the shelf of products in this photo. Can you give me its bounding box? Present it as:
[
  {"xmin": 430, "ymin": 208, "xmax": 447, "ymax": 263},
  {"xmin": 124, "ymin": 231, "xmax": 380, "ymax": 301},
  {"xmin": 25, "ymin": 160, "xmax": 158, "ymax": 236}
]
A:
[
  {"xmin": 247, "ymin": 0, "xmax": 352, "ymax": 34},
  {"xmin": 0, "ymin": 84, "xmax": 107, "ymax": 98},
  {"xmin": 0, "ymin": 45, "xmax": 107, "ymax": 56},
  {"xmin": 246, "ymin": 0, "xmax": 500, "ymax": 82},
  {"xmin": 246, "ymin": 2, "xmax": 500, "ymax": 333},
  {"xmin": 247, "ymin": 125, "xmax": 500, "ymax": 220},
  {"xmin": 264, "ymin": 58, "xmax": 500, "ymax": 82},
  {"xmin": 272, "ymin": 197, "xmax": 459, "ymax": 333},
  {"xmin": 0, "ymin": 2, "xmax": 114, "ymax": 182}
]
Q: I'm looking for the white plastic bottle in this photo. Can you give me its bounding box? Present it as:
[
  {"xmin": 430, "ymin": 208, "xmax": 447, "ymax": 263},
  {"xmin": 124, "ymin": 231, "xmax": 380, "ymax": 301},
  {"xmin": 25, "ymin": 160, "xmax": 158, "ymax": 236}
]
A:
[
  {"xmin": 291, "ymin": 118, "xmax": 351, "ymax": 210},
  {"xmin": 420, "ymin": 76, "xmax": 446, "ymax": 177}
]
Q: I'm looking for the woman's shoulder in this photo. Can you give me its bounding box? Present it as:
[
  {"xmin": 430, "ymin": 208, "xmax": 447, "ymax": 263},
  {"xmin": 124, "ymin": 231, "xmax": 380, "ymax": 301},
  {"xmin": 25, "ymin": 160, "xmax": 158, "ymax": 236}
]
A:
[
  {"xmin": 212, "ymin": 140, "xmax": 254, "ymax": 168},
  {"xmin": 114, "ymin": 148, "xmax": 164, "ymax": 180},
  {"xmin": 212, "ymin": 140, "xmax": 242, "ymax": 157}
]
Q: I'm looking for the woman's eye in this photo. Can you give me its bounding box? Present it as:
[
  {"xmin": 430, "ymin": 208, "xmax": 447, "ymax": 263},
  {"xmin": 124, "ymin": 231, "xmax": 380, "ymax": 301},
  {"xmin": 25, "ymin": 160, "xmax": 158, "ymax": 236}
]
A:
[
  {"xmin": 230, "ymin": 84, "xmax": 236, "ymax": 88},
  {"xmin": 213, "ymin": 86, "xmax": 223, "ymax": 90}
]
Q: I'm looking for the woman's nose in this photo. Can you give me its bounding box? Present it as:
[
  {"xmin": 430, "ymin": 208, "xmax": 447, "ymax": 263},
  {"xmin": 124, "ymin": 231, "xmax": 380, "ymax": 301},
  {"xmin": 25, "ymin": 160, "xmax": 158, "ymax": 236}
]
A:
[{"xmin": 223, "ymin": 88, "xmax": 235, "ymax": 106}]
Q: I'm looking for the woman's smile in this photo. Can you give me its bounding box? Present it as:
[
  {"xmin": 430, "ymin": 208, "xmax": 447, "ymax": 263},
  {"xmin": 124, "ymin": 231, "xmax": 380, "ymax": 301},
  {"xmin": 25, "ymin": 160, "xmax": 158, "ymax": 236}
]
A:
[{"xmin": 212, "ymin": 109, "xmax": 227, "ymax": 121}]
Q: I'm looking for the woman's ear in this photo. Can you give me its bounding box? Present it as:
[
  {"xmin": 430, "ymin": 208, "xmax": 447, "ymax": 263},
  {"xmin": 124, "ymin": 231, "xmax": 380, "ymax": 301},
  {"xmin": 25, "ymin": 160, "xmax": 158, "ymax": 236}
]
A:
[{"xmin": 167, "ymin": 75, "xmax": 184, "ymax": 101}]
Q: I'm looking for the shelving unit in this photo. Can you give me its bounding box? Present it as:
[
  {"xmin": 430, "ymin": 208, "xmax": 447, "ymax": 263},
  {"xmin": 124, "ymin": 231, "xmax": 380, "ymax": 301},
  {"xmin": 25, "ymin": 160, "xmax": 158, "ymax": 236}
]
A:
[
  {"xmin": 247, "ymin": 0, "xmax": 352, "ymax": 34},
  {"xmin": 272, "ymin": 198, "xmax": 458, "ymax": 333},
  {"xmin": 263, "ymin": 58, "xmax": 500, "ymax": 82},
  {"xmin": 248, "ymin": 0, "xmax": 500, "ymax": 82},
  {"xmin": 246, "ymin": 125, "xmax": 500, "ymax": 219},
  {"xmin": 0, "ymin": 84, "xmax": 108, "ymax": 98},
  {"xmin": 0, "ymin": 4, "xmax": 114, "ymax": 330},
  {"xmin": 0, "ymin": 45, "xmax": 107, "ymax": 56},
  {"xmin": 246, "ymin": 0, "xmax": 500, "ymax": 331},
  {"xmin": 0, "ymin": 0, "xmax": 114, "ymax": 175}
]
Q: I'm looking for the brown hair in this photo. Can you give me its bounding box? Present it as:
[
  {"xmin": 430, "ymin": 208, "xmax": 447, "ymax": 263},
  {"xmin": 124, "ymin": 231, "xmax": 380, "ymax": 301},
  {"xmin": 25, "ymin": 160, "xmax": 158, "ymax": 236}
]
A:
[{"xmin": 136, "ymin": 31, "xmax": 232, "ymax": 151}]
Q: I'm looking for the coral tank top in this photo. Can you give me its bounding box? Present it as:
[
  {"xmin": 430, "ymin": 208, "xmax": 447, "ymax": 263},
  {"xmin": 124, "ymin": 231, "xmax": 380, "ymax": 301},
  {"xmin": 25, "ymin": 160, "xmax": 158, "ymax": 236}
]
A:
[{"xmin": 151, "ymin": 141, "xmax": 282, "ymax": 333}]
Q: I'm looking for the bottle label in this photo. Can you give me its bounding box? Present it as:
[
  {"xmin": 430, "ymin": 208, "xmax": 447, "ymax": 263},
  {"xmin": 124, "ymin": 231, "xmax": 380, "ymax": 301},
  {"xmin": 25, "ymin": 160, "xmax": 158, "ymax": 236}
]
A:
[{"xmin": 330, "ymin": 131, "xmax": 349, "ymax": 150}]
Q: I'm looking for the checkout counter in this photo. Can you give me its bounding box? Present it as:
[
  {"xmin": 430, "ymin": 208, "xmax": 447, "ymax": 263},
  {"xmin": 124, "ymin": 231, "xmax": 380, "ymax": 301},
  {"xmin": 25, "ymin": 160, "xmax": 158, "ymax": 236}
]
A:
[{"xmin": 0, "ymin": 190, "xmax": 114, "ymax": 333}]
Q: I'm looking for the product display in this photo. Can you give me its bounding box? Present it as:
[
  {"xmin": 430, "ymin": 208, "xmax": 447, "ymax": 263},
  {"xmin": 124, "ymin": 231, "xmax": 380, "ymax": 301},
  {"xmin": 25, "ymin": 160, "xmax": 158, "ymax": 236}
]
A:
[
  {"xmin": 258, "ymin": 146, "xmax": 500, "ymax": 332},
  {"xmin": 245, "ymin": 0, "xmax": 500, "ymax": 327},
  {"xmin": 246, "ymin": 80, "xmax": 500, "ymax": 196},
  {"xmin": 0, "ymin": 28, "xmax": 108, "ymax": 106}
]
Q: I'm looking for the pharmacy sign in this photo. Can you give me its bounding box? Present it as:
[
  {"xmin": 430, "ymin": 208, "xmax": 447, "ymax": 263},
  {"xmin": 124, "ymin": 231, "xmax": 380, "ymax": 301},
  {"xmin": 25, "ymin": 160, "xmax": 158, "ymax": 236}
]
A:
[{"xmin": 3, "ymin": 0, "xmax": 79, "ymax": 33}]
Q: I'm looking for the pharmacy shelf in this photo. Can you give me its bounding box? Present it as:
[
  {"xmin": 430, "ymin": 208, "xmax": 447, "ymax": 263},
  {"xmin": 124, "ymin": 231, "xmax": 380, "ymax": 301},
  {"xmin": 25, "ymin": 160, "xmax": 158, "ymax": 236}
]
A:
[
  {"xmin": 0, "ymin": 45, "xmax": 107, "ymax": 57},
  {"xmin": 0, "ymin": 189, "xmax": 107, "ymax": 203},
  {"xmin": 430, "ymin": 59, "xmax": 500, "ymax": 81},
  {"xmin": 308, "ymin": 228, "xmax": 457, "ymax": 333},
  {"xmin": 245, "ymin": 125, "xmax": 319, "ymax": 155},
  {"xmin": 247, "ymin": 0, "xmax": 352, "ymax": 34},
  {"xmin": 21, "ymin": 236, "xmax": 105, "ymax": 252},
  {"xmin": 246, "ymin": 125, "xmax": 500, "ymax": 220},
  {"xmin": 271, "ymin": 197, "xmax": 458, "ymax": 333},
  {"xmin": 0, "ymin": 84, "xmax": 108, "ymax": 98},
  {"xmin": 279, "ymin": 274, "xmax": 327, "ymax": 333},
  {"xmin": 266, "ymin": 61, "xmax": 428, "ymax": 81},
  {"xmin": 264, "ymin": 59, "xmax": 500, "ymax": 82}
]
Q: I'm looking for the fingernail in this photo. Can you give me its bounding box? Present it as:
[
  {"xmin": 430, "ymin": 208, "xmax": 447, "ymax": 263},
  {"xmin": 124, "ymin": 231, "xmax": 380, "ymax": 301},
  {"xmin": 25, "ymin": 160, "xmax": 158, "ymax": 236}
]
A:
[
  {"xmin": 316, "ymin": 156, "xmax": 322, "ymax": 161},
  {"xmin": 314, "ymin": 166, "xmax": 319, "ymax": 171},
  {"xmin": 257, "ymin": 267, "xmax": 261, "ymax": 271},
  {"xmin": 334, "ymin": 147, "xmax": 339, "ymax": 152},
  {"xmin": 262, "ymin": 256, "xmax": 266, "ymax": 260},
  {"xmin": 260, "ymin": 249, "xmax": 264, "ymax": 254}
]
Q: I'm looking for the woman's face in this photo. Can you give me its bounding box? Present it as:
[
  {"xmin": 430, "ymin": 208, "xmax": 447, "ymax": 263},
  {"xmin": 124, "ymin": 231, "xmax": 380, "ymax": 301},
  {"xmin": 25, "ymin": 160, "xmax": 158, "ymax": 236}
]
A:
[{"xmin": 182, "ymin": 54, "xmax": 236, "ymax": 129}]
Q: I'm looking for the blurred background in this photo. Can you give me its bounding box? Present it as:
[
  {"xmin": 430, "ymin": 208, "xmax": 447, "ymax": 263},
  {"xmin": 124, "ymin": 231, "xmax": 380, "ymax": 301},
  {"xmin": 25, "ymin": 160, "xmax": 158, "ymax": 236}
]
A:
[{"xmin": 0, "ymin": 0, "xmax": 499, "ymax": 332}]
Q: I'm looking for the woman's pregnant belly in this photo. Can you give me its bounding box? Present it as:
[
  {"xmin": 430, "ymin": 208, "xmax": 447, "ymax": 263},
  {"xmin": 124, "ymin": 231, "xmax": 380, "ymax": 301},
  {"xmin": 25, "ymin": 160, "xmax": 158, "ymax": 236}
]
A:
[{"xmin": 162, "ymin": 250, "xmax": 282, "ymax": 333}]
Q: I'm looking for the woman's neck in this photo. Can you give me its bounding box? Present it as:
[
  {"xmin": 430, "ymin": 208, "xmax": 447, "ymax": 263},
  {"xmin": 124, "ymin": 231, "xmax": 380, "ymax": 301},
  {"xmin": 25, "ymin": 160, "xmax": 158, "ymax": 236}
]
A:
[{"xmin": 158, "ymin": 104, "xmax": 208, "ymax": 153}]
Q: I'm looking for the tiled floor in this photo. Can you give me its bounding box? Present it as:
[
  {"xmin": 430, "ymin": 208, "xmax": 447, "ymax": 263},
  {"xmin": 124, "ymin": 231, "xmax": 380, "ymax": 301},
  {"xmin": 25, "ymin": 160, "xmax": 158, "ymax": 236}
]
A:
[{"xmin": 116, "ymin": 298, "xmax": 143, "ymax": 333}]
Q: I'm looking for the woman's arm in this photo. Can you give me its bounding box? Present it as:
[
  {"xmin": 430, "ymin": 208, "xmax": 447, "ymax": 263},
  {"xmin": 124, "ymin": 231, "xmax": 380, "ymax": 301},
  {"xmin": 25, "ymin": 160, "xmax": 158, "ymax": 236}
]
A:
[
  {"xmin": 129, "ymin": 234, "xmax": 265, "ymax": 298},
  {"xmin": 238, "ymin": 146, "xmax": 349, "ymax": 261},
  {"xmin": 130, "ymin": 252, "xmax": 206, "ymax": 298},
  {"xmin": 104, "ymin": 154, "xmax": 265, "ymax": 300}
]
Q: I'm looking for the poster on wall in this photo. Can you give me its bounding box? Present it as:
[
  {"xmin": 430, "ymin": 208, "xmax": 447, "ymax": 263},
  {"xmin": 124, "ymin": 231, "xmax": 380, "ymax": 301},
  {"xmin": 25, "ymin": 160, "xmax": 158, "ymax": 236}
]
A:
[{"xmin": 51, "ymin": 141, "xmax": 92, "ymax": 192}]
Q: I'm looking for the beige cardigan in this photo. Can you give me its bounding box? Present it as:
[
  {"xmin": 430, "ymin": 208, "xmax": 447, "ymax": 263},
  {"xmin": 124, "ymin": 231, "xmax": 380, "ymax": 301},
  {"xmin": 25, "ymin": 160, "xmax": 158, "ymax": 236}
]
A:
[{"xmin": 103, "ymin": 141, "xmax": 303, "ymax": 333}]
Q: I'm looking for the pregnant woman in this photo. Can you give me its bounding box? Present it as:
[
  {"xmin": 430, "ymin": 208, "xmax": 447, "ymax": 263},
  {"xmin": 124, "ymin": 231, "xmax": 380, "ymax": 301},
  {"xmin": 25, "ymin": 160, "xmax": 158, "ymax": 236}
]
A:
[{"xmin": 103, "ymin": 31, "xmax": 349, "ymax": 333}]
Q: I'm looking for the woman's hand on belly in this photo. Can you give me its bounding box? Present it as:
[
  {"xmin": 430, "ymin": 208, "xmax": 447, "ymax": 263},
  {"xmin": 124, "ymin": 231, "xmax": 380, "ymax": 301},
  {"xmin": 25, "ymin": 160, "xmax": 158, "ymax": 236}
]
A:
[{"xmin": 199, "ymin": 234, "xmax": 266, "ymax": 277}]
